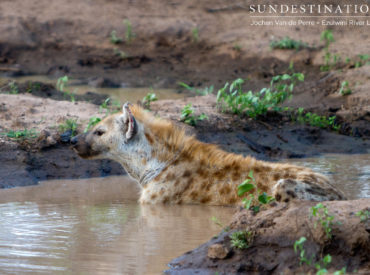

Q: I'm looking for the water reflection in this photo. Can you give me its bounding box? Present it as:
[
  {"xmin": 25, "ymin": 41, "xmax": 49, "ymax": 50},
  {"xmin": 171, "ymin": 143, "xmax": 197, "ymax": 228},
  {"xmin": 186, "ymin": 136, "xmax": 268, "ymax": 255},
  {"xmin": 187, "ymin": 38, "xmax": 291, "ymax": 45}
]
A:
[
  {"xmin": 0, "ymin": 154, "xmax": 369, "ymax": 274},
  {"xmin": 0, "ymin": 178, "xmax": 234, "ymax": 274}
]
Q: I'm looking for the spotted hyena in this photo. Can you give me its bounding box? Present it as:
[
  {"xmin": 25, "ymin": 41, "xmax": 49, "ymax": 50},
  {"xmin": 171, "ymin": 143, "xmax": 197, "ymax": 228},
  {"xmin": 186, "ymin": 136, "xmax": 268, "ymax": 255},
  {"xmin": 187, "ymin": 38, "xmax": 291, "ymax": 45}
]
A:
[{"xmin": 71, "ymin": 103, "xmax": 346, "ymax": 205}]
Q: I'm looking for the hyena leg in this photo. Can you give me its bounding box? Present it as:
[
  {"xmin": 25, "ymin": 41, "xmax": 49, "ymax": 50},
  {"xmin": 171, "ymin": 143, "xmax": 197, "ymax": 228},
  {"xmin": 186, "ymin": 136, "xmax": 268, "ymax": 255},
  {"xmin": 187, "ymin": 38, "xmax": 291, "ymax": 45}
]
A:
[{"xmin": 272, "ymin": 179, "xmax": 345, "ymax": 203}]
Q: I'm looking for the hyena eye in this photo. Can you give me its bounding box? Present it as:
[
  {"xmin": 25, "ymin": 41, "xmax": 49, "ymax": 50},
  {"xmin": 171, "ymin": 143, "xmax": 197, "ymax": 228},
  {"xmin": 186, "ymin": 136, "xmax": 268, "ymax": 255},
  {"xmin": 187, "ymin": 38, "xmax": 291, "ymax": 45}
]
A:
[{"xmin": 94, "ymin": 129, "xmax": 105, "ymax": 136}]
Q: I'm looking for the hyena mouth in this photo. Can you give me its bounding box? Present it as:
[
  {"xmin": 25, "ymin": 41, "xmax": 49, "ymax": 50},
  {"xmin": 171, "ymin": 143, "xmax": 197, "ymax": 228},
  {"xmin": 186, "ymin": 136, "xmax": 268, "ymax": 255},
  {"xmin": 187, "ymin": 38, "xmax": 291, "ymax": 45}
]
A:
[
  {"xmin": 70, "ymin": 134, "xmax": 102, "ymax": 159},
  {"xmin": 72, "ymin": 143, "xmax": 102, "ymax": 159}
]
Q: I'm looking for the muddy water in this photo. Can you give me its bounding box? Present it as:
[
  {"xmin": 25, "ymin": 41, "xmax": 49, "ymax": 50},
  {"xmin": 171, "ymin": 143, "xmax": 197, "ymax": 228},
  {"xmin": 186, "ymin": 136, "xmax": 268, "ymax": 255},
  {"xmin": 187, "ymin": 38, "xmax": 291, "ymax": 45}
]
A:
[
  {"xmin": 0, "ymin": 150, "xmax": 368, "ymax": 274},
  {"xmin": 0, "ymin": 75, "xmax": 188, "ymax": 103},
  {"xmin": 290, "ymin": 154, "xmax": 370, "ymax": 199},
  {"xmin": 0, "ymin": 176, "xmax": 235, "ymax": 274}
]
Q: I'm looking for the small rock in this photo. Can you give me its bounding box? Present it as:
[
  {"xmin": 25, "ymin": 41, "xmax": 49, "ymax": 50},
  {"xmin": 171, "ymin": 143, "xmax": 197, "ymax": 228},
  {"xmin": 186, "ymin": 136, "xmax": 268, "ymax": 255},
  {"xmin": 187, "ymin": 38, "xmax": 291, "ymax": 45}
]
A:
[
  {"xmin": 60, "ymin": 130, "xmax": 73, "ymax": 143},
  {"xmin": 207, "ymin": 244, "xmax": 229, "ymax": 259},
  {"xmin": 36, "ymin": 130, "xmax": 58, "ymax": 148}
]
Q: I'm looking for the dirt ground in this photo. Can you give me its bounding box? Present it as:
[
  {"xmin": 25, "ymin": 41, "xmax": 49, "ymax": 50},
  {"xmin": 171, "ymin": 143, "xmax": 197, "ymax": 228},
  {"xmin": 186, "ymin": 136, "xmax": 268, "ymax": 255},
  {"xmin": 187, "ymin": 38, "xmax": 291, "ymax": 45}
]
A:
[
  {"xmin": 0, "ymin": 1, "xmax": 369, "ymax": 273},
  {"xmin": 0, "ymin": 92, "xmax": 124, "ymax": 188},
  {"xmin": 0, "ymin": 0, "xmax": 369, "ymax": 128},
  {"xmin": 166, "ymin": 199, "xmax": 370, "ymax": 275}
]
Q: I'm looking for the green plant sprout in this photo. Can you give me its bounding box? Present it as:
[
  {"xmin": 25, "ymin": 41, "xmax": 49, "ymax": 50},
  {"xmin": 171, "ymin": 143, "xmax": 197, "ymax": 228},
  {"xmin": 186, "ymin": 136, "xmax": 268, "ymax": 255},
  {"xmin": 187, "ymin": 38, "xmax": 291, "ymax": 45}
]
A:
[
  {"xmin": 320, "ymin": 30, "xmax": 340, "ymax": 71},
  {"xmin": 357, "ymin": 54, "xmax": 370, "ymax": 67},
  {"xmin": 346, "ymin": 54, "xmax": 370, "ymax": 68},
  {"xmin": 237, "ymin": 170, "xmax": 274, "ymax": 213},
  {"xmin": 26, "ymin": 82, "xmax": 41, "ymax": 93},
  {"xmin": 56, "ymin": 76, "xmax": 75, "ymax": 102},
  {"xmin": 178, "ymin": 82, "xmax": 214, "ymax": 96},
  {"xmin": 233, "ymin": 43, "xmax": 242, "ymax": 52},
  {"xmin": 59, "ymin": 118, "xmax": 78, "ymax": 137},
  {"xmin": 238, "ymin": 170, "xmax": 255, "ymax": 197},
  {"xmin": 355, "ymin": 209, "xmax": 369, "ymax": 222},
  {"xmin": 84, "ymin": 117, "xmax": 102, "ymax": 133},
  {"xmin": 142, "ymin": 92, "xmax": 158, "ymax": 109},
  {"xmin": 315, "ymin": 254, "xmax": 346, "ymax": 275},
  {"xmin": 230, "ymin": 231, "xmax": 254, "ymax": 250},
  {"xmin": 8, "ymin": 81, "xmax": 18, "ymax": 94},
  {"xmin": 321, "ymin": 30, "xmax": 334, "ymax": 48},
  {"xmin": 294, "ymin": 237, "xmax": 312, "ymax": 265},
  {"xmin": 339, "ymin": 81, "xmax": 352, "ymax": 96},
  {"xmin": 180, "ymin": 103, "xmax": 208, "ymax": 126},
  {"xmin": 1, "ymin": 129, "xmax": 38, "ymax": 139},
  {"xmin": 311, "ymin": 203, "xmax": 337, "ymax": 239},
  {"xmin": 99, "ymin": 98, "xmax": 120, "ymax": 115},
  {"xmin": 113, "ymin": 48, "xmax": 128, "ymax": 59},
  {"xmin": 110, "ymin": 30, "xmax": 123, "ymax": 44},
  {"xmin": 270, "ymin": 37, "xmax": 309, "ymax": 51},
  {"xmin": 123, "ymin": 19, "xmax": 135, "ymax": 43},
  {"xmin": 294, "ymin": 237, "xmax": 346, "ymax": 275},
  {"xmin": 296, "ymin": 108, "xmax": 341, "ymax": 131},
  {"xmin": 238, "ymin": 170, "xmax": 256, "ymax": 210},
  {"xmin": 191, "ymin": 27, "xmax": 199, "ymax": 43},
  {"xmin": 56, "ymin": 76, "xmax": 68, "ymax": 92},
  {"xmin": 217, "ymin": 73, "xmax": 304, "ymax": 119}
]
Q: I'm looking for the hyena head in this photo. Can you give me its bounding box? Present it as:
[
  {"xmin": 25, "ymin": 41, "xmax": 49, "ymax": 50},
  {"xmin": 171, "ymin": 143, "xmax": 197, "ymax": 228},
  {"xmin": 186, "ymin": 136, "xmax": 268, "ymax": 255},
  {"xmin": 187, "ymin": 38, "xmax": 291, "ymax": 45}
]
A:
[
  {"xmin": 72, "ymin": 103, "xmax": 138, "ymax": 159},
  {"xmin": 71, "ymin": 103, "xmax": 157, "ymax": 181},
  {"xmin": 71, "ymin": 103, "xmax": 175, "ymax": 185}
]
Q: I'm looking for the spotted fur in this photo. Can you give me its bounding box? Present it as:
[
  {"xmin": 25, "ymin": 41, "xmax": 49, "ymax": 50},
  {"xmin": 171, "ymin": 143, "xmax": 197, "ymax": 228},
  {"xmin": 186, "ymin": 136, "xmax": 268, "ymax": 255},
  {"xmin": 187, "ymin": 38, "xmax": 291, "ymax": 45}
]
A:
[{"xmin": 72, "ymin": 104, "xmax": 346, "ymax": 205}]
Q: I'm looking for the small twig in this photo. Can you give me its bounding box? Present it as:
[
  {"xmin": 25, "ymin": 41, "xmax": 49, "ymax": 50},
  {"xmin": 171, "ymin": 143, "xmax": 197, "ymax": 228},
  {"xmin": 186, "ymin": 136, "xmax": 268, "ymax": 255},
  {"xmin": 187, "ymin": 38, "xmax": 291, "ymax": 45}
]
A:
[
  {"xmin": 237, "ymin": 134, "xmax": 271, "ymax": 154},
  {"xmin": 277, "ymin": 134, "xmax": 288, "ymax": 143},
  {"xmin": 257, "ymin": 120, "xmax": 273, "ymax": 130}
]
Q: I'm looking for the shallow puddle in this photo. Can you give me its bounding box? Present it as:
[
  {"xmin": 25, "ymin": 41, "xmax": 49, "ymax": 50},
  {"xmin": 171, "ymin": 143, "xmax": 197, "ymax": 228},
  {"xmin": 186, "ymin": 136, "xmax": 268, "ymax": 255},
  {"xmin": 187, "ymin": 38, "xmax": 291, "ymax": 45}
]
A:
[
  {"xmin": 0, "ymin": 75, "xmax": 188, "ymax": 103},
  {"xmin": 0, "ymin": 177, "xmax": 234, "ymax": 274}
]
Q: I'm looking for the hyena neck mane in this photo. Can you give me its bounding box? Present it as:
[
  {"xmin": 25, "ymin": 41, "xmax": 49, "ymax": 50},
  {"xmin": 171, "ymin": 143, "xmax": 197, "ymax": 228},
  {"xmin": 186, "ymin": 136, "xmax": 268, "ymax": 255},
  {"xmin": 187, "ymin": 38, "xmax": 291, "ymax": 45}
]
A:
[{"xmin": 126, "ymin": 105, "xmax": 255, "ymax": 185}]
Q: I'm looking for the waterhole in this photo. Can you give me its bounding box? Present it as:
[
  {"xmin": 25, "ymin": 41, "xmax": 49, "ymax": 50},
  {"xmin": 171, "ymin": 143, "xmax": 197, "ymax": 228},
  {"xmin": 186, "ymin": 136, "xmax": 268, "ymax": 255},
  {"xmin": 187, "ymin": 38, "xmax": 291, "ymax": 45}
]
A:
[
  {"xmin": 0, "ymin": 152, "xmax": 368, "ymax": 273},
  {"xmin": 0, "ymin": 176, "xmax": 234, "ymax": 274},
  {"xmin": 0, "ymin": 75, "xmax": 188, "ymax": 103}
]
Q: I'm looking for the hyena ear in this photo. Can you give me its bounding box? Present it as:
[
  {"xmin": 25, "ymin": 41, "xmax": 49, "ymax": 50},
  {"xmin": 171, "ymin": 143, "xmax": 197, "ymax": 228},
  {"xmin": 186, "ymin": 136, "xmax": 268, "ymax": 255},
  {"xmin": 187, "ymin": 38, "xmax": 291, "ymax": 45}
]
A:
[{"xmin": 121, "ymin": 102, "xmax": 137, "ymax": 141}]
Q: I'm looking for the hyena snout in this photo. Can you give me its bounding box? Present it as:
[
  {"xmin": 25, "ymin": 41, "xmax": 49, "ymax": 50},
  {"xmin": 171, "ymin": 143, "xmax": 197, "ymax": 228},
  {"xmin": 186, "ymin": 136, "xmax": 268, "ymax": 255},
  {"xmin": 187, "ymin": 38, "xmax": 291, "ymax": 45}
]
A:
[{"xmin": 70, "ymin": 133, "xmax": 98, "ymax": 159}]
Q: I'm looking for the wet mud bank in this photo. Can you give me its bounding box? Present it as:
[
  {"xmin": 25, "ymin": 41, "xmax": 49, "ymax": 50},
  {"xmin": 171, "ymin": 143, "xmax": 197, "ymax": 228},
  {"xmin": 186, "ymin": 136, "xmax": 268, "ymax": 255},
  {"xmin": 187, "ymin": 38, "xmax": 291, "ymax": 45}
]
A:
[
  {"xmin": 149, "ymin": 96, "xmax": 370, "ymax": 159},
  {"xmin": 0, "ymin": 140, "xmax": 124, "ymax": 189},
  {"xmin": 2, "ymin": 47, "xmax": 369, "ymax": 137},
  {"xmin": 0, "ymin": 89, "xmax": 125, "ymax": 189},
  {"xmin": 166, "ymin": 199, "xmax": 370, "ymax": 275}
]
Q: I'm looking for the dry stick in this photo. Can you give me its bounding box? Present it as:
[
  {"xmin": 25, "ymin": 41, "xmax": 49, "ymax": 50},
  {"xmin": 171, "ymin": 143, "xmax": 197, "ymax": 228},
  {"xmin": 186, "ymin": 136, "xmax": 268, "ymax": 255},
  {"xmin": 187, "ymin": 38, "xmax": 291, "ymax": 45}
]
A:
[
  {"xmin": 206, "ymin": 3, "xmax": 248, "ymax": 13},
  {"xmin": 277, "ymin": 134, "xmax": 288, "ymax": 143},
  {"xmin": 257, "ymin": 120, "xmax": 273, "ymax": 130},
  {"xmin": 237, "ymin": 134, "xmax": 271, "ymax": 154}
]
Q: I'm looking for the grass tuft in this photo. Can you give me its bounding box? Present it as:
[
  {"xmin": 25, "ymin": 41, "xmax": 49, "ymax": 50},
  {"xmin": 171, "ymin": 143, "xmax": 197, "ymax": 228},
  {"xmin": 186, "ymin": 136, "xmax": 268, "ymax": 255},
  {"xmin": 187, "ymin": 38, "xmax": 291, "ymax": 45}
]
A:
[{"xmin": 270, "ymin": 37, "xmax": 309, "ymax": 50}]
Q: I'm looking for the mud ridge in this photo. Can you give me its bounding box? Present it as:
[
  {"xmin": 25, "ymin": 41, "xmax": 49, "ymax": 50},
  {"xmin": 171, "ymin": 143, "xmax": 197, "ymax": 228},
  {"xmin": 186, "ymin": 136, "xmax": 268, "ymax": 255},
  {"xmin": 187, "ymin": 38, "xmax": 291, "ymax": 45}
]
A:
[{"xmin": 166, "ymin": 199, "xmax": 370, "ymax": 275}]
